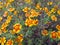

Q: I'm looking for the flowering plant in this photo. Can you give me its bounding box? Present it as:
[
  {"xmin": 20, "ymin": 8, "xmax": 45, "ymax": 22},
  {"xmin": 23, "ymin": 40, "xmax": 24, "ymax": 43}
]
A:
[{"xmin": 0, "ymin": 0, "xmax": 60, "ymax": 45}]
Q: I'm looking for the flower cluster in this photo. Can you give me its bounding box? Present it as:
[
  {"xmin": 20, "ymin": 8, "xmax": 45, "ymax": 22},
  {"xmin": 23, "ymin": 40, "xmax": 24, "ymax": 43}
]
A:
[{"xmin": 0, "ymin": 0, "xmax": 60, "ymax": 45}]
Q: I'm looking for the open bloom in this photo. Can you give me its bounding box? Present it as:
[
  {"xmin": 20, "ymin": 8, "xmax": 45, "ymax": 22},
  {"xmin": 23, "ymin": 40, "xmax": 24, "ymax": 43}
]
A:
[
  {"xmin": 25, "ymin": 18, "xmax": 38, "ymax": 27},
  {"xmin": 0, "ymin": 37, "xmax": 6, "ymax": 45},
  {"xmin": 15, "ymin": 34, "xmax": 23, "ymax": 43},
  {"xmin": 56, "ymin": 25, "xmax": 60, "ymax": 30},
  {"xmin": 57, "ymin": 31, "xmax": 60, "ymax": 39},
  {"xmin": 51, "ymin": 15, "xmax": 57, "ymax": 21},
  {"xmin": 57, "ymin": 10, "xmax": 60, "ymax": 15},
  {"xmin": 13, "ymin": 23, "xmax": 22, "ymax": 33},
  {"xmin": 6, "ymin": 39, "xmax": 13, "ymax": 45},
  {"xmin": 50, "ymin": 31, "xmax": 57, "ymax": 39},
  {"xmin": 47, "ymin": 2, "xmax": 53, "ymax": 5},
  {"xmin": 23, "ymin": 7, "xmax": 30, "ymax": 13},
  {"xmin": 8, "ymin": 8, "xmax": 15, "ymax": 12},
  {"xmin": 41, "ymin": 29, "xmax": 48, "ymax": 36}
]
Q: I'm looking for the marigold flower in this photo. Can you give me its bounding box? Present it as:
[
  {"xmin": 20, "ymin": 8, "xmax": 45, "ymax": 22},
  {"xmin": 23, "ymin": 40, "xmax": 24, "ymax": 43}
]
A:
[
  {"xmin": 57, "ymin": 31, "xmax": 60, "ymax": 39},
  {"xmin": 23, "ymin": 7, "xmax": 30, "ymax": 13},
  {"xmin": 13, "ymin": 23, "xmax": 22, "ymax": 33},
  {"xmin": 50, "ymin": 31, "xmax": 57, "ymax": 39},
  {"xmin": 56, "ymin": 25, "xmax": 60, "ymax": 30},
  {"xmin": 57, "ymin": 10, "xmax": 60, "ymax": 15},
  {"xmin": 30, "ymin": 9, "xmax": 39, "ymax": 17},
  {"xmin": 41, "ymin": 29, "xmax": 48, "ymax": 36},
  {"xmin": 6, "ymin": 39, "xmax": 13, "ymax": 45},
  {"xmin": 47, "ymin": 2, "xmax": 53, "ymax": 5},
  {"xmin": 51, "ymin": 15, "xmax": 57, "ymax": 21},
  {"xmin": 25, "ymin": 18, "xmax": 38, "ymax": 27},
  {"xmin": 8, "ymin": 8, "xmax": 15, "ymax": 12},
  {"xmin": 43, "ymin": 7, "xmax": 49, "ymax": 13},
  {"xmin": 25, "ymin": 12, "xmax": 30, "ymax": 17},
  {"xmin": 25, "ymin": 18, "xmax": 33, "ymax": 27},
  {"xmin": 0, "ymin": 37, "xmax": 6, "ymax": 45},
  {"xmin": 47, "ymin": 11, "xmax": 52, "ymax": 16},
  {"xmin": 0, "ymin": 16, "xmax": 2, "ymax": 21},
  {"xmin": 14, "ymin": 11, "xmax": 18, "ymax": 15},
  {"xmin": 15, "ymin": 34, "xmax": 23, "ymax": 43},
  {"xmin": 24, "ymin": 0, "xmax": 31, "ymax": 3},
  {"xmin": 7, "ymin": 0, "xmax": 14, "ymax": 3},
  {"xmin": 36, "ymin": 3, "xmax": 41, "ymax": 9}
]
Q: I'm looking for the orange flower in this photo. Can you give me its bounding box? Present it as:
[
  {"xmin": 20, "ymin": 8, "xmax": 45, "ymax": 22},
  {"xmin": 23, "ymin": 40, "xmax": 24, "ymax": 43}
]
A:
[
  {"xmin": 30, "ymin": 9, "xmax": 39, "ymax": 17},
  {"xmin": 33, "ymin": 19, "xmax": 38, "ymax": 25},
  {"xmin": 25, "ymin": 12, "xmax": 30, "ymax": 17},
  {"xmin": 25, "ymin": 18, "xmax": 33, "ymax": 27},
  {"xmin": 56, "ymin": 25, "xmax": 60, "ymax": 30},
  {"xmin": 23, "ymin": 7, "xmax": 30, "ymax": 12},
  {"xmin": 47, "ymin": 11, "xmax": 52, "ymax": 16},
  {"xmin": 57, "ymin": 31, "xmax": 60, "ymax": 39},
  {"xmin": 24, "ymin": 0, "xmax": 31, "ymax": 3},
  {"xmin": 0, "ymin": 37, "xmax": 6, "ymax": 45},
  {"xmin": 41, "ymin": 29, "xmax": 48, "ymax": 36},
  {"xmin": 14, "ymin": 11, "xmax": 18, "ymax": 15},
  {"xmin": 51, "ymin": 15, "xmax": 57, "ymax": 21},
  {"xmin": 36, "ymin": 3, "xmax": 41, "ymax": 9},
  {"xmin": 15, "ymin": 34, "xmax": 23, "ymax": 42},
  {"xmin": 57, "ymin": 10, "xmax": 60, "ymax": 15},
  {"xmin": 8, "ymin": 8, "xmax": 15, "ymax": 12},
  {"xmin": 47, "ymin": 2, "xmax": 53, "ymax": 5},
  {"xmin": 6, "ymin": 39, "xmax": 13, "ymax": 45},
  {"xmin": 0, "ymin": 16, "xmax": 2, "ymax": 21},
  {"xmin": 50, "ymin": 31, "xmax": 57, "ymax": 39},
  {"xmin": 43, "ymin": 7, "xmax": 49, "ymax": 13},
  {"xmin": 13, "ymin": 23, "xmax": 22, "ymax": 33},
  {"xmin": 25, "ymin": 18, "xmax": 38, "ymax": 27}
]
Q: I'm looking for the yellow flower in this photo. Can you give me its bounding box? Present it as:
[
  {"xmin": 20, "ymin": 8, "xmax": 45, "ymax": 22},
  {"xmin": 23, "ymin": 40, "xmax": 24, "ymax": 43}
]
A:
[
  {"xmin": 47, "ymin": 11, "xmax": 52, "ymax": 16},
  {"xmin": 25, "ymin": 18, "xmax": 33, "ymax": 27},
  {"xmin": 23, "ymin": 7, "xmax": 30, "ymax": 13},
  {"xmin": 30, "ymin": 9, "xmax": 39, "ymax": 17},
  {"xmin": 43, "ymin": 7, "xmax": 49, "ymax": 13},
  {"xmin": 24, "ymin": 0, "xmax": 31, "ymax": 3},
  {"xmin": 50, "ymin": 31, "xmax": 57, "ymax": 39},
  {"xmin": 47, "ymin": 1, "xmax": 53, "ymax": 5},
  {"xmin": 1, "ymin": 28, "xmax": 7, "ymax": 33},
  {"xmin": 15, "ymin": 34, "xmax": 23, "ymax": 43},
  {"xmin": 50, "ymin": 8, "xmax": 56, "ymax": 13},
  {"xmin": 51, "ymin": 15, "xmax": 57, "ymax": 21},
  {"xmin": 8, "ymin": 8, "xmax": 15, "ymax": 12},
  {"xmin": 7, "ymin": 0, "xmax": 14, "ymax": 3},
  {"xmin": 25, "ymin": 18, "xmax": 38, "ymax": 27},
  {"xmin": 0, "ymin": 37, "xmax": 6, "ymax": 45},
  {"xmin": 3, "ymin": 11, "xmax": 8, "ymax": 17},
  {"xmin": 57, "ymin": 31, "xmax": 60, "ymax": 39},
  {"xmin": 25, "ymin": 12, "xmax": 30, "ymax": 17},
  {"xmin": 6, "ymin": 39, "xmax": 13, "ymax": 45},
  {"xmin": 33, "ymin": 19, "xmax": 38, "ymax": 25},
  {"xmin": 14, "ymin": 11, "xmax": 18, "ymax": 15},
  {"xmin": 13, "ymin": 23, "xmax": 22, "ymax": 33},
  {"xmin": 41, "ymin": 29, "xmax": 48, "ymax": 36},
  {"xmin": 36, "ymin": 3, "xmax": 41, "ymax": 9},
  {"xmin": 0, "ymin": 16, "xmax": 2, "ymax": 21},
  {"xmin": 57, "ymin": 10, "xmax": 60, "ymax": 15},
  {"xmin": 56, "ymin": 25, "xmax": 60, "ymax": 30}
]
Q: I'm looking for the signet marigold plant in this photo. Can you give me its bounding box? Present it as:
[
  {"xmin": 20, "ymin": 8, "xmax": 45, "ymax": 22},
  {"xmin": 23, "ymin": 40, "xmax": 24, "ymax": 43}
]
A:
[{"xmin": 0, "ymin": 0, "xmax": 60, "ymax": 45}]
